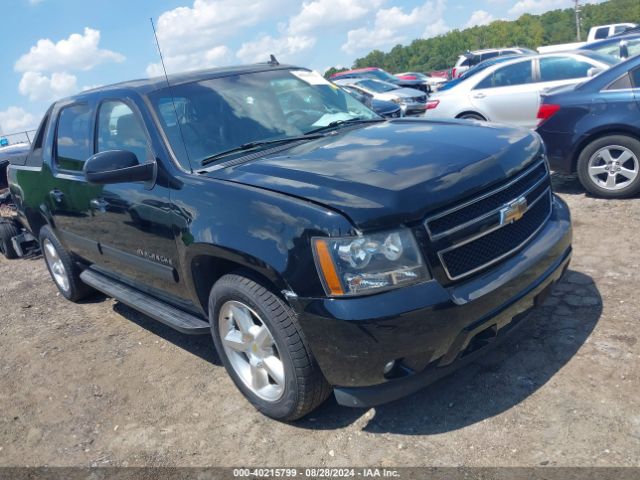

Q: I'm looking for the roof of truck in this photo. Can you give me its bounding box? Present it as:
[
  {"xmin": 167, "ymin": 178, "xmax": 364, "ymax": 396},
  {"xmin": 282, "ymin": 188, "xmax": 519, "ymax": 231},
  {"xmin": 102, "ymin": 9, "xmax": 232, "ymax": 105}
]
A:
[{"xmin": 73, "ymin": 63, "xmax": 301, "ymax": 98}]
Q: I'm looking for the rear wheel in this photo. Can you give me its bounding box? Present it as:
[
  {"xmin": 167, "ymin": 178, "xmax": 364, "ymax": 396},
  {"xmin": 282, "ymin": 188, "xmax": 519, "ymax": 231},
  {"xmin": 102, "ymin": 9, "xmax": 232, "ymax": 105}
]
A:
[
  {"xmin": 577, "ymin": 135, "xmax": 640, "ymax": 198},
  {"xmin": 0, "ymin": 221, "xmax": 19, "ymax": 259},
  {"xmin": 209, "ymin": 273, "xmax": 331, "ymax": 421},
  {"xmin": 39, "ymin": 226, "xmax": 92, "ymax": 302}
]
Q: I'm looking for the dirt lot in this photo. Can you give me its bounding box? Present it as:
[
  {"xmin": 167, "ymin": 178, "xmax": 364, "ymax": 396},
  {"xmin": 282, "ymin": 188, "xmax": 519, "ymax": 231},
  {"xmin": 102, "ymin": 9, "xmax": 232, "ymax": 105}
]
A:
[{"xmin": 1, "ymin": 174, "xmax": 639, "ymax": 468}]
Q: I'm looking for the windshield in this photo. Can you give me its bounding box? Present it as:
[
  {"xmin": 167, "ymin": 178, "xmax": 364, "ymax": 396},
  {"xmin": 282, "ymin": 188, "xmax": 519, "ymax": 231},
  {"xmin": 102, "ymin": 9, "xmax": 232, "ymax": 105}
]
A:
[
  {"xmin": 356, "ymin": 79, "xmax": 398, "ymax": 93},
  {"xmin": 149, "ymin": 69, "xmax": 379, "ymax": 167},
  {"xmin": 578, "ymin": 50, "xmax": 620, "ymax": 66}
]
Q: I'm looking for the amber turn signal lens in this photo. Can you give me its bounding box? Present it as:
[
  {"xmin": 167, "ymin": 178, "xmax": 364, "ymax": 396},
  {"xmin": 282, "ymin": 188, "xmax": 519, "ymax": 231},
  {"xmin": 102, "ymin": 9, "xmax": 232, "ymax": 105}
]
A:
[{"xmin": 313, "ymin": 239, "xmax": 344, "ymax": 296}]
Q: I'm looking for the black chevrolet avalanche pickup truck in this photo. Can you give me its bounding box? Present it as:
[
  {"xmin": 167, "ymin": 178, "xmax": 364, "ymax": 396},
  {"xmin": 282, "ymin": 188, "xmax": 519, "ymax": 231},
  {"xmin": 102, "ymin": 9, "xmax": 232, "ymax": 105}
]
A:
[{"xmin": 7, "ymin": 63, "xmax": 572, "ymax": 420}]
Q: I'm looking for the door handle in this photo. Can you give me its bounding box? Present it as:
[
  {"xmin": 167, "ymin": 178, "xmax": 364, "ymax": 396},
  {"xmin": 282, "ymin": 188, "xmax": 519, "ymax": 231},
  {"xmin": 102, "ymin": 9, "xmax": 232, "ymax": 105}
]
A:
[
  {"xmin": 49, "ymin": 190, "xmax": 64, "ymax": 204},
  {"xmin": 90, "ymin": 198, "xmax": 108, "ymax": 213},
  {"xmin": 473, "ymin": 92, "xmax": 486, "ymax": 99}
]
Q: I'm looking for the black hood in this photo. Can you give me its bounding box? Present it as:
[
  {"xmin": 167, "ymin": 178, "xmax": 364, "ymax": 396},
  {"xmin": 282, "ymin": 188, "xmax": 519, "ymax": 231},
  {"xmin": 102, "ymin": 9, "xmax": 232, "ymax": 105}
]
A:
[{"xmin": 208, "ymin": 118, "xmax": 542, "ymax": 231}]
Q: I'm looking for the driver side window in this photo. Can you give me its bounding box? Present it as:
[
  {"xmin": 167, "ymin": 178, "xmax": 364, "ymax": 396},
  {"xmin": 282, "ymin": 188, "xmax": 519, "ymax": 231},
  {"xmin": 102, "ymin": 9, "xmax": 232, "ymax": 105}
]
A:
[
  {"xmin": 475, "ymin": 61, "xmax": 533, "ymax": 89},
  {"xmin": 97, "ymin": 101, "xmax": 150, "ymax": 164}
]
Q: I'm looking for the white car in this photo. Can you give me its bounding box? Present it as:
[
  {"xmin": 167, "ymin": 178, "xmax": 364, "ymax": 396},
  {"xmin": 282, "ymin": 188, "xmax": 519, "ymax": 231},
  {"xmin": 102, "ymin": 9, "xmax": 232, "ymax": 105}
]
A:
[
  {"xmin": 426, "ymin": 51, "xmax": 618, "ymax": 129},
  {"xmin": 587, "ymin": 23, "xmax": 637, "ymax": 42},
  {"xmin": 333, "ymin": 78, "xmax": 427, "ymax": 115}
]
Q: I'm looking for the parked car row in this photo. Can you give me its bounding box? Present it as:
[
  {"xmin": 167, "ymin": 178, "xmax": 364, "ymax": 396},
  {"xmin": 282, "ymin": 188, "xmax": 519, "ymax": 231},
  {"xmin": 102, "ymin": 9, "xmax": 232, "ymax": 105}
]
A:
[
  {"xmin": 334, "ymin": 78, "xmax": 427, "ymax": 115},
  {"xmin": 331, "ymin": 67, "xmax": 430, "ymax": 93}
]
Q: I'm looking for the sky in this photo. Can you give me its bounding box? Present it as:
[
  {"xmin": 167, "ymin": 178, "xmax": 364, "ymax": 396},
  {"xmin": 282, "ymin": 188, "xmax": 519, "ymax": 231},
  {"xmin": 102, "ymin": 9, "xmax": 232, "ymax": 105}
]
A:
[{"xmin": 0, "ymin": 0, "xmax": 599, "ymax": 135}]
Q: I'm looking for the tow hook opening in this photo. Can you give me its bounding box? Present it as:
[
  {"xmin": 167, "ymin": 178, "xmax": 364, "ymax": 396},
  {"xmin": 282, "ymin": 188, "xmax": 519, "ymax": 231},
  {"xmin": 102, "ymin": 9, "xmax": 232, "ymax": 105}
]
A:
[{"xmin": 462, "ymin": 324, "xmax": 498, "ymax": 357}]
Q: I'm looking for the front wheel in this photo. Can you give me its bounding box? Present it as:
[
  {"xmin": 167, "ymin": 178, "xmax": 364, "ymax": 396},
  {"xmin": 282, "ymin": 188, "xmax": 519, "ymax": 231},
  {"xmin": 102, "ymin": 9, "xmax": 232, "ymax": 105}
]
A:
[
  {"xmin": 209, "ymin": 273, "xmax": 331, "ymax": 421},
  {"xmin": 577, "ymin": 135, "xmax": 640, "ymax": 198}
]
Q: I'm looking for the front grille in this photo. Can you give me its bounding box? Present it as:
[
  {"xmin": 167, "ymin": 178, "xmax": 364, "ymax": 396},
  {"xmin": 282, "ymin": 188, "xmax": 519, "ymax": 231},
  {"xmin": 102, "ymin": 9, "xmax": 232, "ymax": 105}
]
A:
[
  {"xmin": 439, "ymin": 191, "xmax": 552, "ymax": 279},
  {"xmin": 425, "ymin": 159, "xmax": 552, "ymax": 281},
  {"xmin": 428, "ymin": 161, "xmax": 547, "ymax": 238}
]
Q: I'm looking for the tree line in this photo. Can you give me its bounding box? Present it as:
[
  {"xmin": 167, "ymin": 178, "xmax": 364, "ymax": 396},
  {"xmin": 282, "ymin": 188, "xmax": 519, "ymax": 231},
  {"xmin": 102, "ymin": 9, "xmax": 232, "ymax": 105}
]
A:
[{"xmin": 324, "ymin": 0, "xmax": 640, "ymax": 77}]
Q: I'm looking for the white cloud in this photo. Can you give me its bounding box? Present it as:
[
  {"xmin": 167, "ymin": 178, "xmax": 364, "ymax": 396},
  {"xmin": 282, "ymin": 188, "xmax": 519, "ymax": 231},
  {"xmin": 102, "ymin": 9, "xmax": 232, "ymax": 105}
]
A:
[
  {"xmin": 342, "ymin": 0, "xmax": 447, "ymax": 54},
  {"xmin": 18, "ymin": 71, "xmax": 78, "ymax": 102},
  {"xmin": 424, "ymin": 18, "xmax": 451, "ymax": 38},
  {"xmin": 464, "ymin": 10, "xmax": 495, "ymax": 29},
  {"xmin": 146, "ymin": 46, "xmax": 230, "ymax": 77},
  {"xmin": 288, "ymin": 0, "xmax": 383, "ymax": 34},
  {"xmin": 0, "ymin": 107, "xmax": 37, "ymax": 134},
  {"xmin": 509, "ymin": 0, "xmax": 603, "ymax": 16},
  {"xmin": 149, "ymin": 0, "xmax": 295, "ymax": 75},
  {"xmin": 15, "ymin": 27, "xmax": 124, "ymax": 73},
  {"xmin": 237, "ymin": 35, "xmax": 316, "ymax": 64}
]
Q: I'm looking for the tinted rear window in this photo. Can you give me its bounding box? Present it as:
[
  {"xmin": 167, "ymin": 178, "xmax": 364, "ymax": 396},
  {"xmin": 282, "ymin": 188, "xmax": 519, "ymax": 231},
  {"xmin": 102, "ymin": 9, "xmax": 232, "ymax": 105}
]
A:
[
  {"xmin": 595, "ymin": 27, "xmax": 609, "ymax": 39},
  {"xmin": 607, "ymin": 73, "xmax": 632, "ymax": 90},
  {"xmin": 631, "ymin": 67, "xmax": 640, "ymax": 87}
]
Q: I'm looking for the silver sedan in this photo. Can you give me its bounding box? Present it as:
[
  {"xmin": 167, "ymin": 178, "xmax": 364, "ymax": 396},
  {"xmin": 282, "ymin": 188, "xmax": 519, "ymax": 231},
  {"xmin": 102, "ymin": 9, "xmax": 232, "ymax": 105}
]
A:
[{"xmin": 426, "ymin": 51, "xmax": 618, "ymax": 128}]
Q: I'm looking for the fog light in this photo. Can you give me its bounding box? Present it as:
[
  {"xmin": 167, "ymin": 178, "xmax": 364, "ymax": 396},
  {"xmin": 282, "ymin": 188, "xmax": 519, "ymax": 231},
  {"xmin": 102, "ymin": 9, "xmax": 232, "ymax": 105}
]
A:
[{"xmin": 383, "ymin": 360, "xmax": 396, "ymax": 375}]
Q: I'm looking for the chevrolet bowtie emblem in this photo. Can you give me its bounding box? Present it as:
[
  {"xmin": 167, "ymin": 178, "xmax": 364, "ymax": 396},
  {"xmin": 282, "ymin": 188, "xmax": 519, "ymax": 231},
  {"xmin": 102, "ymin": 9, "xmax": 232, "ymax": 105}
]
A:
[{"xmin": 499, "ymin": 196, "xmax": 528, "ymax": 225}]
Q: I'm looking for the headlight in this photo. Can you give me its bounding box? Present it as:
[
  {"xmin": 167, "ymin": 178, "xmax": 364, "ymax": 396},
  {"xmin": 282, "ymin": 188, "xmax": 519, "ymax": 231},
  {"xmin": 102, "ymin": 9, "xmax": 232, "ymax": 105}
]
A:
[
  {"xmin": 390, "ymin": 97, "xmax": 402, "ymax": 104},
  {"xmin": 312, "ymin": 229, "xmax": 430, "ymax": 296}
]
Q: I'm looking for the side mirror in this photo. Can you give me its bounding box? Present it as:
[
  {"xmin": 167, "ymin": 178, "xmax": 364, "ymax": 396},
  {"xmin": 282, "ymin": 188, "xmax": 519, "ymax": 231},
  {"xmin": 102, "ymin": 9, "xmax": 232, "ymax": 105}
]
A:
[
  {"xmin": 83, "ymin": 150, "xmax": 156, "ymax": 185},
  {"xmin": 620, "ymin": 41, "xmax": 629, "ymax": 59},
  {"xmin": 587, "ymin": 67, "xmax": 604, "ymax": 78}
]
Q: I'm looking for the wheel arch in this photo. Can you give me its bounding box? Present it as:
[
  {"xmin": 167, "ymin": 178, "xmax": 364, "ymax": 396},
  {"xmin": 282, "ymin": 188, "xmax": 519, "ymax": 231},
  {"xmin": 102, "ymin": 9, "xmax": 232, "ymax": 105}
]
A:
[
  {"xmin": 186, "ymin": 244, "xmax": 294, "ymax": 317},
  {"xmin": 571, "ymin": 127, "xmax": 640, "ymax": 173},
  {"xmin": 21, "ymin": 205, "xmax": 53, "ymax": 239},
  {"xmin": 456, "ymin": 111, "xmax": 487, "ymax": 121}
]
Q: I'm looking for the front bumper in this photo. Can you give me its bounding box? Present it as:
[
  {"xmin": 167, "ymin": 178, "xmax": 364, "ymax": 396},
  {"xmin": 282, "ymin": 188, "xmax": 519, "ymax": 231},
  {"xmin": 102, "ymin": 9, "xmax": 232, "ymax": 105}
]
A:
[
  {"xmin": 402, "ymin": 102, "xmax": 428, "ymax": 115},
  {"xmin": 293, "ymin": 195, "xmax": 572, "ymax": 407}
]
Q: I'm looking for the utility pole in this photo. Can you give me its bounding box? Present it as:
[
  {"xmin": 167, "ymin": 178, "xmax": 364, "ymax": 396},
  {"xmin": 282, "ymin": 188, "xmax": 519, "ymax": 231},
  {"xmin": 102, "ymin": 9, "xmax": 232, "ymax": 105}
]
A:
[{"xmin": 574, "ymin": 0, "xmax": 582, "ymax": 41}]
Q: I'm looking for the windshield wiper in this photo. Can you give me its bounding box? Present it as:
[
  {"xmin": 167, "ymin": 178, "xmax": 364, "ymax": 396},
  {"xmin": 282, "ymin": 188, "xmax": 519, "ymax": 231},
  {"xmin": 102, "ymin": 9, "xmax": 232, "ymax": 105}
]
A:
[
  {"xmin": 305, "ymin": 117, "xmax": 385, "ymax": 135},
  {"xmin": 201, "ymin": 133, "xmax": 327, "ymax": 167}
]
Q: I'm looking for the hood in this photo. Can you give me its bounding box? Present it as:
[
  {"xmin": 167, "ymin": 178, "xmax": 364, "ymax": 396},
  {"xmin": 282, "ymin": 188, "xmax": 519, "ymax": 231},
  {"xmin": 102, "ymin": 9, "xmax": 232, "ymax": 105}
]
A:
[
  {"xmin": 208, "ymin": 119, "xmax": 542, "ymax": 230},
  {"xmin": 393, "ymin": 87, "xmax": 427, "ymax": 98}
]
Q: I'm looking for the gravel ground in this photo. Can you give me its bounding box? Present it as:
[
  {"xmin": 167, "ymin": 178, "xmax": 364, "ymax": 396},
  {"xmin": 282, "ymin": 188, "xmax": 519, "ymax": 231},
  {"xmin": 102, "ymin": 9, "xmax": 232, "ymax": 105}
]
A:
[{"xmin": 0, "ymin": 174, "xmax": 639, "ymax": 468}]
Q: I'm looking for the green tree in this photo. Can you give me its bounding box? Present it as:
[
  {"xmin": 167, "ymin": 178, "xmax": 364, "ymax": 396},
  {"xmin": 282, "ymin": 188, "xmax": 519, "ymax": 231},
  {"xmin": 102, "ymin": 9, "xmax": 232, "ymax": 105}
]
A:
[{"xmin": 351, "ymin": 0, "xmax": 640, "ymax": 73}]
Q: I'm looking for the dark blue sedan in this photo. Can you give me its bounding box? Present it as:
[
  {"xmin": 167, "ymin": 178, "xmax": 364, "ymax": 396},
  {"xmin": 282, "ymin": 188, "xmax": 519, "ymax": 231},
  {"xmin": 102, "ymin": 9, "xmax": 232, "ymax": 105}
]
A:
[
  {"xmin": 579, "ymin": 34, "xmax": 640, "ymax": 60},
  {"xmin": 536, "ymin": 54, "xmax": 640, "ymax": 198}
]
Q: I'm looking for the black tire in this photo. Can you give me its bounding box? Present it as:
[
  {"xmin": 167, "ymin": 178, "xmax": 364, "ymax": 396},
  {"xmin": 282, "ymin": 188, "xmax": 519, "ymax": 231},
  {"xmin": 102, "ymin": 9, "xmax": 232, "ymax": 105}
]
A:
[
  {"xmin": 576, "ymin": 135, "xmax": 640, "ymax": 199},
  {"xmin": 0, "ymin": 221, "xmax": 19, "ymax": 259},
  {"xmin": 39, "ymin": 225, "xmax": 92, "ymax": 302},
  {"xmin": 209, "ymin": 272, "xmax": 331, "ymax": 421},
  {"xmin": 458, "ymin": 112, "xmax": 486, "ymax": 121}
]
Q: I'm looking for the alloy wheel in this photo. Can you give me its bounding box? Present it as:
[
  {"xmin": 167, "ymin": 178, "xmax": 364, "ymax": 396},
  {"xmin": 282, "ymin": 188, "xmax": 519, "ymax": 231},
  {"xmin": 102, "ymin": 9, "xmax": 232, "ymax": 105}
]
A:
[
  {"xmin": 587, "ymin": 145, "xmax": 639, "ymax": 191},
  {"xmin": 218, "ymin": 300, "xmax": 285, "ymax": 402},
  {"xmin": 43, "ymin": 238, "xmax": 70, "ymax": 292}
]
